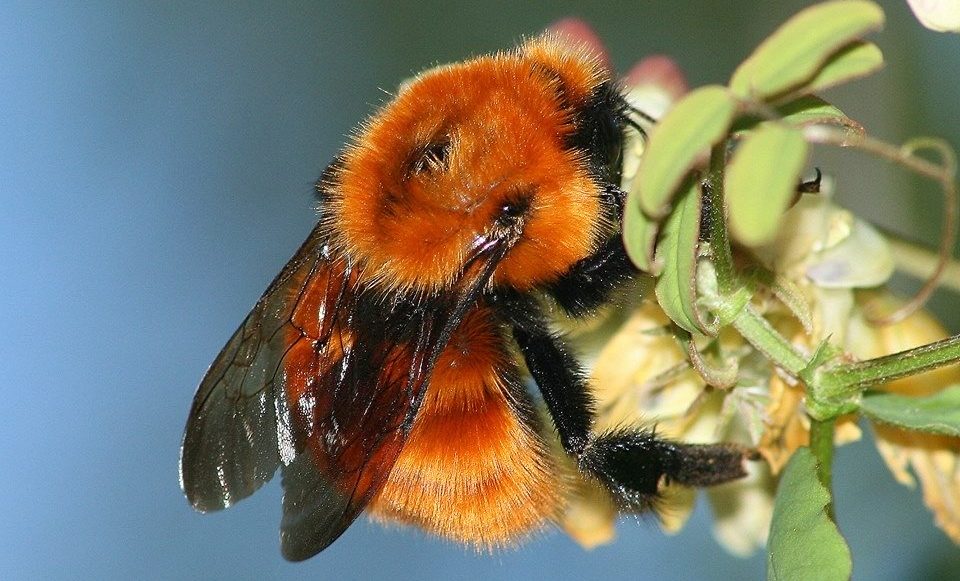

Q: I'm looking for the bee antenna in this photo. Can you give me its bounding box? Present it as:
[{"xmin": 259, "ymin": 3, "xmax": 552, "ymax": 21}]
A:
[{"xmin": 626, "ymin": 104, "xmax": 658, "ymax": 126}]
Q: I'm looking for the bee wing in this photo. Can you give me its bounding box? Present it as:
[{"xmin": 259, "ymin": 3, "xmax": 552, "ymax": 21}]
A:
[
  {"xmin": 180, "ymin": 221, "xmax": 335, "ymax": 512},
  {"xmin": 180, "ymin": 219, "xmax": 510, "ymax": 561}
]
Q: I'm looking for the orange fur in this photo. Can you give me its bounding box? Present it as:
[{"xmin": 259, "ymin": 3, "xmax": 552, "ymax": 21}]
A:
[
  {"xmin": 369, "ymin": 307, "xmax": 561, "ymax": 547},
  {"xmin": 183, "ymin": 33, "xmax": 638, "ymax": 560},
  {"xmin": 284, "ymin": 272, "xmax": 561, "ymax": 547},
  {"xmin": 329, "ymin": 37, "xmax": 610, "ymax": 294},
  {"xmin": 287, "ymin": 35, "xmax": 611, "ymax": 548}
]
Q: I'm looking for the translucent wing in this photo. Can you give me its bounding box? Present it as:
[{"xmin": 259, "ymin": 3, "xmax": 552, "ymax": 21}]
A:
[
  {"xmin": 180, "ymin": 222, "xmax": 333, "ymax": 513},
  {"xmin": 180, "ymin": 218, "xmax": 509, "ymax": 560}
]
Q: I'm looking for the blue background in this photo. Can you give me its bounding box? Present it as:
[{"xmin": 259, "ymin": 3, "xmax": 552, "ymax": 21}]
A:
[{"xmin": 2, "ymin": 1, "xmax": 959, "ymax": 579}]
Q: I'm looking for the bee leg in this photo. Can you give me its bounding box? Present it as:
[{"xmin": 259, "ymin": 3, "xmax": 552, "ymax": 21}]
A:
[
  {"xmin": 598, "ymin": 182, "xmax": 627, "ymax": 219},
  {"xmin": 546, "ymin": 183, "xmax": 642, "ymax": 317},
  {"xmin": 576, "ymin": 429, "xmax": 749, "ymax": 511},
  {"xmin": 501, "ymin": 296, "xmax": 748, "ymax": 510},
  {"xmin": 546, "ymin": 234, "xmax": 636, "ymax": 318}
]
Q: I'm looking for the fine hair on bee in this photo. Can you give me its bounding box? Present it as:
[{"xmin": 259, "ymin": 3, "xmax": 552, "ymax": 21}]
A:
[{"xmin": 180, "ymin": 32, "xmax": 749, "ymax": 562}]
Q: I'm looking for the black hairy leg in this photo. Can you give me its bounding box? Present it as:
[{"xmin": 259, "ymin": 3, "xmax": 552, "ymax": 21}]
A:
[
  {"xmin": 546, "ymin": 183, "xmax": 635, "ymax": 318},
  {"xmin": 494, "ymin": 291, "xmax": 748, "ymax": 511},
  {"xmin": 546, "ymin": 234, "xmax": 636, "ymax": 318},
  {"xmin": 581, "ymin": 430, "xmax": 750, "ymax": 510}
]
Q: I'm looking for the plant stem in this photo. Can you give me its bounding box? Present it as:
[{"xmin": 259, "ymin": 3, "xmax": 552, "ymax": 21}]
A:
[
  {"xmin": 705, "ymin": 143, "xmax": 738, "ymax": 294},
  {"xmin": 820, "ymin": 334, "xmax": 960, "ymax": 397},
  {"xmin": 698, "ymin": 124, "xmax": 960, "ymax": 420},
  {"xmin": 809, "ymin": 418, "xmax": 837, "ymax": 520},
  {"xmin": 701, "ymin": 141, "xmax": 816, "ymax": 377},
  {"xmin": 732, "ymin": 304, "xmax": 808, "ymax": 375}
]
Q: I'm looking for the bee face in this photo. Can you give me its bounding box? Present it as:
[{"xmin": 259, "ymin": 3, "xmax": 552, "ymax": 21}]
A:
[{"xmin": 330, "ymin": 48, "xmax": 608, "ymax": 294}]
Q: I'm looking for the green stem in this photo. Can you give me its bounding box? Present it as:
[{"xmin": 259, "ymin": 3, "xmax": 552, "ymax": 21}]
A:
[
  {"xmin": 697, "ymin": 126, "xmax": 960, "ymax": 422},
  {"xmin": 705, "ymin": 143, "xmax": 738, "ymax": 294},
  {"xmin": 819, "ymin": 334, "xmax": 960, "ymax": 398},
  {"xmin": 809, "ymin": 418, "xmax": 837, "ymax": 520},
  {"xmin": 732, "ymin": 304, "xmax": 808, "ymax": 375}
]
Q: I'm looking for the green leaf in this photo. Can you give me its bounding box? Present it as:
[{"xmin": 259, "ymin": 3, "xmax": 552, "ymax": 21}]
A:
[
  {"xmin": 730, "ymin": 0, "xmax": 885, "ymax": 99},
  {"xmin": 803, "ymin": 41, "xmax": 884, "ymax": 94},
  {"xmin": 775, "ymin": 95, "xmax": 865, "ymax": 145},
  {"xmin": 767, "ymin": 448, "xmax": 852, "ymax": 581},
  {"xmin": 654, "ymin": 179, "xmax": 711, "ymax": 334},
  {"xmin": 730, "ymin": 96, "xmax": 863, "ymax": 140},
  {"xmin": 778, "ymin": 95, "xmax": 855, "ymax": 128},
  {"xmin": 727, "ymin": 123, "xmax": 808, "ymax": 247},
  {"xmin": 637, "ymin": 85, "xmax": 737, "ymax": 218},
  {"xmin": 623, "ymin": 191, "xmax": 661, "ymax": 274},
  {"xmin": 861, "ymin": 385, "xmax": 960, "ymax": 436}
]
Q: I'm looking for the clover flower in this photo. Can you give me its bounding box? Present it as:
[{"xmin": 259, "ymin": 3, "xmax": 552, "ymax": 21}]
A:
[{"xmin": 550, "ymin": 12, "xmax": 960, "ymax": 559}]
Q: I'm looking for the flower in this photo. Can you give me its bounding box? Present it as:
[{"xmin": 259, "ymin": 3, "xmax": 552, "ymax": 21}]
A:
[
  {"xmin": 907, "ymin": 0, "xmax": 960, "ymax": 33},
  {"xmin": 849, "ymin": 293, "xmax": 960, "ymax": 543},
  {"xmin": 548, "ymin": 15, "xmax": 960, "ymax": 556},
  {"xmin": 561, "ymin": 89, "xmax": 958, "ymax": 554},
  {"xmin": 561, "ymin": 187, "xmax": 960, "ymax": 554}
]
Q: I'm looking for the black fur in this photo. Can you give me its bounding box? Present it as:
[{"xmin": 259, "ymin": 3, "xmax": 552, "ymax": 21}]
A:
[
  {"xmin": 491, "ymin": 290, "xmax": 746, "ymax": 511},
  {"xmin": 545, "ymin": 234, "xmax": 635, "ymax": 318},
  {"xmin": 567, "ymin": 81, "xmax": 629, "ymax": 181},
  {"xmin": 580, "ymin": 430, "xmax": 678, "ymax": 511},
  {"xmin": 495, "ymin": 290, "xmax": 595, "ymax": 454},
  {"xmin": 530, "ymin": 62, "xmax": 627, "ymax": 182},
  {"xmin": 545, "ymin": 84, "xmax": 638, "ymax": 317},
  {"xmin": 488, "ymin": 105, "xmax": 748, "ymax": 506}
]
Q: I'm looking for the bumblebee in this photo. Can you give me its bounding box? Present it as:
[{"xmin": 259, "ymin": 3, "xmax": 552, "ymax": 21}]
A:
[{"xmin": 180, "ymin": 35, "xmax": 747, "ymax": 561}]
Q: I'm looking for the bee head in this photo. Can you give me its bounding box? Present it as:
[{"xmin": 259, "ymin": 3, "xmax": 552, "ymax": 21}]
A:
[{"xmin": 327, "ymin": 37, "xmax": 619, "ymax": 295}]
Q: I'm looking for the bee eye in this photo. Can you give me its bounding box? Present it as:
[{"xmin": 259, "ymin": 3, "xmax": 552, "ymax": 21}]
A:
[
  {"xmin": 500, "ymin": 202, "xmax": 524, "ymax": 220},
  {"xmin": 407, "ymin": 137, "xmax": 451, "ymax": 176},
  {"xmin": 496, "ymin": 193, "xmax": 532, "ymax": 228}
]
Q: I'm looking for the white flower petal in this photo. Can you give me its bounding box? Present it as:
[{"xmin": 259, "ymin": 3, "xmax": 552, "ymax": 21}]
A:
[
  {"xmin": 805, "ymin": 217, "xmax": 893, "ymax": 288},
  {"xmin": 908, "ymin": 0, "xmax": 960, "ymax": 32}
]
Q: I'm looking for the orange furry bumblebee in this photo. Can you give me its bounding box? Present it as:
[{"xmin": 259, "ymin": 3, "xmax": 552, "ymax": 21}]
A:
[{"xmin": 180, "ymin": 35, "xmax": 748, "ymax": 561}]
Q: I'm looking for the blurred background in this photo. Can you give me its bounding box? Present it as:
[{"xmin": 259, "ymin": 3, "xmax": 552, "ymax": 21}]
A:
[{"xmin": 2, "ymin": 1, "xmax": 959, "ymax": 579}]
